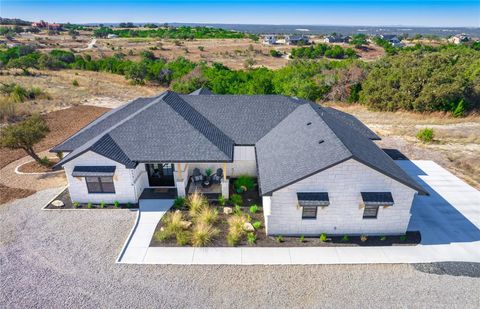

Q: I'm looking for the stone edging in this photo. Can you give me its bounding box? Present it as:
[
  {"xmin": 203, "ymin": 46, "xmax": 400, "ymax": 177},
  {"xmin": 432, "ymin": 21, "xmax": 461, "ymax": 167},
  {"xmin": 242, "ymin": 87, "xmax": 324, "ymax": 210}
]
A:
[{"xmin": 15, "ymin": 157, "xmax": 64, "ymax": 175}]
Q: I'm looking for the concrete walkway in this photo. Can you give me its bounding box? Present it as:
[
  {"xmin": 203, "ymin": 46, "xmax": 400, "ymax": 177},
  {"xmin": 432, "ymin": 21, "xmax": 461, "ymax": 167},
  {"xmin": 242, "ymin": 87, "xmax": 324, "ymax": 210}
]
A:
[
  {"xmin": 117, "ymin": 160, "xmax": 480, "ymax": 265},
  {"xmin": 117, "ymin": 199, "xmax": 173, "ymax": 263}
]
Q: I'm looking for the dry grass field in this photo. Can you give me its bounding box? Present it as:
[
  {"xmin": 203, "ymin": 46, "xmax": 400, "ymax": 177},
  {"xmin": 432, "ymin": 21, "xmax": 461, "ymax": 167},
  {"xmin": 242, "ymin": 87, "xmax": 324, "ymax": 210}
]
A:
[
  {"xmin": 14, "ymin": 31, "xmax": 385, "ymax": 70},
  {"xmin": 328, "ymin": 103, "xmax": 480, "ymax": 189}
]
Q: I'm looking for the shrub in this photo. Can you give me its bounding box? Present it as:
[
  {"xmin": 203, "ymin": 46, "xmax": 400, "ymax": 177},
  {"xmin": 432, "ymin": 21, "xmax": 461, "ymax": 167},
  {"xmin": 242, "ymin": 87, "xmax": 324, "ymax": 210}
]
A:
[
  {"xmin": 198, "ymin": 46, "xmax": 204, "ymax": 51},
  {"xmin": 360, "ymin": 235, "xmax": 368, "ymax": 242},
  {"xmin": 114, "ymin": 200, "xmax": 120, "ymax": 208},
  {"xmin": 227, "ymin": 215, "xmax": 247, "ymax": 246},
  {"xmin": 205, "ymin": 168, "xmax": 213, "ymax": 177},
  {"xmin": 380, "ymin": 236, "xmax": 387, "ymax": 241},
  {"xmin": 100, "ymin": 201, "xmax": 105, "ymax": 208},
  {"xmin": 300, "ymin": 235, "xmax": 305, "ymax": 243},
  {"xmin": 38, "ymin": 156, "xmax": 51, "ymax": 166},
  {"xmin": 173, "ymin": 196, "xmax": 186, "ymax": 209},
  {"xmin": 73, "ymin": 202, "xmax": 80, "ymax": 208},
  {"xmin": 87, "ymin": 202, "xmax": 93, "ymax": 209},
  {"xmin": 400, "ymin": 235, "xmax": 407, "ymax": 242},
  {"xmin": 270, "ymin": 49, "xmax": 282, "ymax": 57},
  {"xmin": 229, "ymin": 194, "xmax": 243, "ymax": 206},
  {"xmin": 72, "ymin": 79, "xmax": 79, "ymax": 86},
  {"xmin": 249, "ymin": 204, "xmax": 259, "ymax": 214},
  {"xmin": 252, "ymin": 220, "xmax": 262, "ymax": 230},
  {"xmin": 234, "ymin": 175, "xmax": 254, "ymax": 192},
  {"xmin": 341, "ymin": 235, "xmax": 349, "ymax": 242},
  {"xmin": 176, "ymin": 230, "xmax": 191, "ymax": 246},
  {"xmin": 218, "ymin": 195, "xmax": 226, "ymax": 206},
  {"xmin": 126, "ymin": 202, "xmax": 132, "ymax": 208},
  {"xmin": 234, "ymin": 205, "xmax": 242, "ymax": 215},
  {"xmin": 319, "ymin": 233, "xmax": 327, "ymax": 242},
  {"xmin": 191, "ymin": 222, "xmax": 219, "ymax": 247},
  {"xmin": 247, "ymin": 232, "xmax": 256, "ymax": 245},
  {"xmin": 196, "ymin": 207, "xmax": 219, "ymax": 225},
  {"xmin": 187, "ymin": 191, "xmax": 208, "ymax": 217},
  {"xmin": 275, "ymin": 235, "xmax": 284, "ymax": 243},
  {"xmin": 417, "ymin": 128, "xmax": 434, "ymax": 143}
]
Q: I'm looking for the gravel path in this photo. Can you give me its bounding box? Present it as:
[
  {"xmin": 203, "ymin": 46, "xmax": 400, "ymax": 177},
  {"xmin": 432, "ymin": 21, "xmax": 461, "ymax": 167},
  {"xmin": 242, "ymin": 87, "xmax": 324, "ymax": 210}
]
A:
[{"xmin": 1, "ymin": 189, "xmax": 479, "ymax": 309}]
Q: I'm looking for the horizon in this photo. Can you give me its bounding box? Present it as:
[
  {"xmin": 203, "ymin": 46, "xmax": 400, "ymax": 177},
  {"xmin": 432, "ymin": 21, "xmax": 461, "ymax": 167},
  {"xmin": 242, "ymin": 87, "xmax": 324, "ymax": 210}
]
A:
[{"xmin": 1, "ymin": 0, "xmax": 479, "ymax": 28}]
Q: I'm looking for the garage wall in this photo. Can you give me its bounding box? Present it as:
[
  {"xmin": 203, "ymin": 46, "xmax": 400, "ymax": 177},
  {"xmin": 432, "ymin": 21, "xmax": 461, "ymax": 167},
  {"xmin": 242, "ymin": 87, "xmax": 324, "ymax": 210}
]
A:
[{"xmin": 266, "ymin": 159, "xmax": 417, "ymax": 236}]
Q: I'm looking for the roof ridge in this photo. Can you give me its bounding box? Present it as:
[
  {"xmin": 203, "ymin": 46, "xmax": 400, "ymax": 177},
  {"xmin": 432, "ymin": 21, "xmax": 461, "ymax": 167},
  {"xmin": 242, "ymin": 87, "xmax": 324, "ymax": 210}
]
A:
[{"xmin": 162, "ymin": 91, "xmax": 234, "ymax": 158}]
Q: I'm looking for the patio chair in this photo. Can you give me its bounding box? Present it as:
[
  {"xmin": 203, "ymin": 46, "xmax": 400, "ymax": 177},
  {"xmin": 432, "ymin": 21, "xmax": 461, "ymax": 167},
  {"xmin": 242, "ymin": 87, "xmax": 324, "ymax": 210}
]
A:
[
  {"xmin": 192, "ymin": 168, "xmax": 203, "ymax": 184},
  {"xmin": 211, "ymin": 168, "xmax": 223, "ymax": 184}
]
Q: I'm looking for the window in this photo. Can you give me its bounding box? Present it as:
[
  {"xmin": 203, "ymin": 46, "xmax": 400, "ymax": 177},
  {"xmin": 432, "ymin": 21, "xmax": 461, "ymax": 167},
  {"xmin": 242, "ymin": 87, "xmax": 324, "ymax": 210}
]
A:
[
  {"xmin": 86, "ymin": 176, "xmax": 115, "ymax": 193},
  {"xmin": 363, "ymin": 205, "xmax": 379, "ymax": 219},
  {"xmin": 302, "ymin": 206, "xmax": 317, "ymax": 219}
]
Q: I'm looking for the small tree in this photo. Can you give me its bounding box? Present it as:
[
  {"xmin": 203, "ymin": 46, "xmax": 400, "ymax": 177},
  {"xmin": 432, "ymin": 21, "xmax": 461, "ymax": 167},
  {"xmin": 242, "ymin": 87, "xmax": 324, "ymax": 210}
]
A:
[{"xmin": 0, "ymin": 114, "xmax": 50, "ymax": 164}]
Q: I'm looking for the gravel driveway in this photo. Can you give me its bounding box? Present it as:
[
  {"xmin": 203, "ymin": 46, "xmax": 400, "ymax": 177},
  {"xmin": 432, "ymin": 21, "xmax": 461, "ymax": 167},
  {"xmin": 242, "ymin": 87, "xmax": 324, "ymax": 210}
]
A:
[{"xmin": 1, "ymin": 189, "xmax": 479, "ymax": 309}]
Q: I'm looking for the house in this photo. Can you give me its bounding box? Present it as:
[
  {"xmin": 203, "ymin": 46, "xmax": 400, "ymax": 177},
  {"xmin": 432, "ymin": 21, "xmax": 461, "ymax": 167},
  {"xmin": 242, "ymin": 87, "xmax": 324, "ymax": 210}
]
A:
[
  {"xmin": 284, "ymin": 35, "xmax": 309, "ymax": 45},
  {"xmin": 448, "ymin": 34, "xmax": 471, "ymax": 45},
  {"xmin": 52, "ymin": 89, "xmax": 427, "ymax": 236},
  {"xmin": 380, "ymin": 34, "xmax": 403, "ymax": 47},
  {"xmin": 31, "ymin": 20, "xmax": 62, "ymax": 30},
  {"xmin": 262, "ymin": 34, "xmax": 277, "ymax": 45},
  {"xmin": 107, "ymin": 34, "xmax": 119, "ymax": 39},
  {"xmin": 323, "ymin": 35, "xmax": 349, "ymax": 43}
]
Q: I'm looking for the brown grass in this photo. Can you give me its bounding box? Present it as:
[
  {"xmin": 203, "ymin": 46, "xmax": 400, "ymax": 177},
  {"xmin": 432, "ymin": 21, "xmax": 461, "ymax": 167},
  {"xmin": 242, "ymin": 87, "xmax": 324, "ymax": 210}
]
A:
[{"xmin": 0, "ymin": 184, "xmax": 35, "ymax": 205}]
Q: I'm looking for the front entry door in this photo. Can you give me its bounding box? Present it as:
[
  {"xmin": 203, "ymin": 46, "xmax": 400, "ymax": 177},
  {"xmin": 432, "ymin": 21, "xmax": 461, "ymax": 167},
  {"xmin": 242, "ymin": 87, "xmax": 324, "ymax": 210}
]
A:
[{"xmin": 146, "ymin": 163, "xmax": 175, "ymax": 186}]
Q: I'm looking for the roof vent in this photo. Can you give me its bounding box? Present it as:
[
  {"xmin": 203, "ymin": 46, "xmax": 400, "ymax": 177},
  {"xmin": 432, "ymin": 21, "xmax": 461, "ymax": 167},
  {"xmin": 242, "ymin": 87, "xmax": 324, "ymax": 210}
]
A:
[
  {"xmin": 318, "ymin": 140, "xmax": 324, "ymax": 144},
  {"xmin": 307, "ymin": 122, "xmax": 312, "ymax": 126}
]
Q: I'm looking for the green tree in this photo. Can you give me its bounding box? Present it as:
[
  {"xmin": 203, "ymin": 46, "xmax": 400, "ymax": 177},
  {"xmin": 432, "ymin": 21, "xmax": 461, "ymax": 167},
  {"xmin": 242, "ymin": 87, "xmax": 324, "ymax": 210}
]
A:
[
  {"xmin": 0, "ymin": 114, "xmax": 50, "ymax": 164},
  {"xmin": 350, "ymin": 34, "xmax": 367, "ymax": 48}
]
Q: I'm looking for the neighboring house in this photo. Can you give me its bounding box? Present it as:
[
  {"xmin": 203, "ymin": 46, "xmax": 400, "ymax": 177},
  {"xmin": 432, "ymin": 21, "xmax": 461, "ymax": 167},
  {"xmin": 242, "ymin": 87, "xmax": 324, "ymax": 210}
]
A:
[
  {"xmin": 323, "ymin": 35, "xmax": 349, "ymax": 43},
  {"xmin": 285, "ymin": 35, "xmax": 309, "ymax": 45},
  {"xmin": 52, "ymin": 88, "xmax": 427, "ymax": 236},
  {"xmin": 448, "ymin": 34, "xmax": 471, "ymax": 45},
  {"xmin": 380, "ymin": 34, "xmax": 404, "ymax": 47},
  {"xmin": 107, "ymin": 34, "xmax": 119, "ymax": 39},
  {"xmin": 262, "ymin": 34, "xmax": 277, "ymax": 45},
  {"xmin": 31, "ymin": 20, "xmax": 62, "ymax": 30}
]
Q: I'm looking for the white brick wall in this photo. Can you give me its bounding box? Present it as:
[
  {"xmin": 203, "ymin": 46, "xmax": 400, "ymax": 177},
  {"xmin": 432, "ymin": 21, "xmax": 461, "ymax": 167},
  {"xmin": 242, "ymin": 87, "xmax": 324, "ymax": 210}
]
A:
[
  {"xmin": 265, "ymin": 159, "xmax": 417, "ymax": 236},
  {"xmin": 64, "ymin": 151, "xmax": 140, "ymax": 204}
]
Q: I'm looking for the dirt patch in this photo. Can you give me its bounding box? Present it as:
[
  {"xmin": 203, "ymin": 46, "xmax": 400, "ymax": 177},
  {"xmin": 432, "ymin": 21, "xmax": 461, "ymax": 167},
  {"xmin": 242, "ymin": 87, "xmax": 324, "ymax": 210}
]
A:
[
  {"xmin": 0, "ymin": 105, "xmax": 109, "ymax": 169},
  {"xmin": 17, "ymin": 158, "xmax": 60, "ymax": 173},
  {"xmin": 0, "ymin": 184, "xmax": 35, "ymax": 205}
]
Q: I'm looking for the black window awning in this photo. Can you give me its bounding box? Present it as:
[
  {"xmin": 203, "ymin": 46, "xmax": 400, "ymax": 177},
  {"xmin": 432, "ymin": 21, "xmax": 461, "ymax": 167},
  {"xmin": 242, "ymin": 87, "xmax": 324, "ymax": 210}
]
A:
[
  {"xmin": 297, "ymin": 192, "xmax": 330, "ymax": 207},
  {"xmin": 72, "ymin": 166, "xmax": 116, "ymax": 177},
  {"xmin": 361, "ymin": 192, "xmax": 394, "ymax": 206}
]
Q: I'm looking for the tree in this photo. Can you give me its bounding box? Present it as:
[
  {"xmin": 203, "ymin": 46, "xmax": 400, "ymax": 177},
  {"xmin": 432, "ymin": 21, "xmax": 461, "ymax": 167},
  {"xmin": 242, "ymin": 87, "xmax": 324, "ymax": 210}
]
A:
[
  {"xmin": 350, "ymin": 34, "xmax": 367, "ymax": 48},
  {"xmin": 0, "ymin": 114, "xmax": 50, "ymax": 164}
]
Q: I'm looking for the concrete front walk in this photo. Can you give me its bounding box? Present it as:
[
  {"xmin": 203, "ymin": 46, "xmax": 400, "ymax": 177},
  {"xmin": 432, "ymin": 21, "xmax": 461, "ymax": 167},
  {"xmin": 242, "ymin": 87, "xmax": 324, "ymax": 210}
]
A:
[
  {"xmin": 117, "ymin": 199, "xmax": 173, "ymax": 263},
  {"xmin": 118, "ymin": 160, "xmax": 480, "ymax": 265}
]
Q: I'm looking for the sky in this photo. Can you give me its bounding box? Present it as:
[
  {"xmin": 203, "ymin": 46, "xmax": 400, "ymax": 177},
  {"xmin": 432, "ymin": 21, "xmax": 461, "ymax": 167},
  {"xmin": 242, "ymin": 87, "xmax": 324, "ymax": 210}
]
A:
[{"xmin": 1, "ymin": 0, "xmax": 479, "ymax": 27}]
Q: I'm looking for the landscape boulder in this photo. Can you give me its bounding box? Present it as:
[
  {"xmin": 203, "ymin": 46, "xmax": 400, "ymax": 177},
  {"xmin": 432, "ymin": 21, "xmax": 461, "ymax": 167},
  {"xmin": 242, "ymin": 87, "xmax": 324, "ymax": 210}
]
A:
[
  {"xmin": 243, "ymin": 222, "xmax": 255, "ymax": 232},
  {"xmin": 51, "ymin": 200, "xmax": 64, "ymax": 207},
  {"xmin": 223, "ymin": 207, "xmax": 233, "ymax": 215}
]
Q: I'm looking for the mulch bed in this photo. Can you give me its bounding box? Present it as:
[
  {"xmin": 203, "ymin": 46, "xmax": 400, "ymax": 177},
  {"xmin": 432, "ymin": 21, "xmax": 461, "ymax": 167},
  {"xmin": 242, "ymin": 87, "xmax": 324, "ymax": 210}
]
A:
[
  {"xmin": 0, "ymin": 184, "xmax": 35, "ymax": 205},
  {"xmin": 44, "ymin": 187, "xmax": 139, "ymax": 209},
  {"xmin": 150, "ymin": 205, "xmax": 421, "ymax": 247},
  {"xmin": 18, "ymin": 158, "xmax": 60, "ymax": 173}
]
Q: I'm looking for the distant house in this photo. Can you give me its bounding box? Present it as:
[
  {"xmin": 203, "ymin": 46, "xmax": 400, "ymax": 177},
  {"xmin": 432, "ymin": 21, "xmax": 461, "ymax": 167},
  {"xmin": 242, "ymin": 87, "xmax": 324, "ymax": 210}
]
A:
[
  {"xmin": 448, "ymin": 34, "xmax": 471, "ymax": 45},
  {"xmin": 107, "ymin": 34, "xmax": 119, "ymax": 39},
  {"xmin": 323, "ymin": 35, "xmax": 349, "ymax": 43},
  {"xmin": 262, "ymin": 35, "xmax": 277, "ymax": 45},
  {"xmin": 380, "ymin": 34, "xmax": 403, "ymax": 47},
  {"xmin": 31, "ymin": 20, "xmax": 62, "ymax": 30},
  {"xmin": 285, "ymin": 35, "xmax": 309, "ymax": 45}
]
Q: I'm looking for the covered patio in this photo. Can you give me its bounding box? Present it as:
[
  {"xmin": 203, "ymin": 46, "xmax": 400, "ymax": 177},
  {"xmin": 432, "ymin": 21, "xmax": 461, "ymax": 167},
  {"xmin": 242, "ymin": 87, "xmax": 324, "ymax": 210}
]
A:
[{"xmin": 173, "ymin": 162, "xmax": 230, "ymax": 199}]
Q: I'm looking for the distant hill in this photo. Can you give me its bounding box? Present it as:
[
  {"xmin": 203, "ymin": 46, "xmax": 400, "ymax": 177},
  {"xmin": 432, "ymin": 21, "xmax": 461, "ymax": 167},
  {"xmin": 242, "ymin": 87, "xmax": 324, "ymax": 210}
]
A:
[{"xmin": 0, "ymin": 18, "xmax": 31, "ymax": 26}]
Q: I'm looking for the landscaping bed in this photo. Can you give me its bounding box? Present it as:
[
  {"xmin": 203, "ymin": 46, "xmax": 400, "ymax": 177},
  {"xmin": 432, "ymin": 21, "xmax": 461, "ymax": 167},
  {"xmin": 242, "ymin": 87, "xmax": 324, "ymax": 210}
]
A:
[
  {"xmin": 44, "ymin": 188, "xmax": 138, "ymax": 209},
  {"xmin": 17, "ymin": 158, "xmax": 60, "ymax": 173},
  {"xmin": 150, "ymin": 192, "xmax": 420, "ymax": 248}
]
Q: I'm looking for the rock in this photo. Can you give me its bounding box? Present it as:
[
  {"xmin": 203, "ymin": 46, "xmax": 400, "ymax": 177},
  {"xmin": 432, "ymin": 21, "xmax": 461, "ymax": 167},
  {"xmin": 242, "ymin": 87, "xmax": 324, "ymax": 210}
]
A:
[
  {"xmin": 243, "ymin": 222, "xmax": 255, "ymax": 232},
  {"xmin": 51, "ymin": 200, "xmax": 64, "ymax": 207},
  {"xmin": 223, "ymin": 207, "xmax": 233, "ymax": 215},
  {"xmin": 180, "ymin": 221, "xmax": 192, "ymax": 229}
]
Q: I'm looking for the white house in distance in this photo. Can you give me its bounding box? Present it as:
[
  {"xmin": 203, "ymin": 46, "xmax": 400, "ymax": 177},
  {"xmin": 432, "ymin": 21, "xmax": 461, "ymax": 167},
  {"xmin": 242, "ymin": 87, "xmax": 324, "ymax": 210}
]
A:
[
  {"xmin": 447, "ymin": 34, "xmax": 471, "ymax": 45},
  {"xmin": 52, "ymin": 88, "xmax": 427, "ymax": 236},
  {"xmin": 262, "ymin": 34, "xmax": 277, "ymax": 45}
]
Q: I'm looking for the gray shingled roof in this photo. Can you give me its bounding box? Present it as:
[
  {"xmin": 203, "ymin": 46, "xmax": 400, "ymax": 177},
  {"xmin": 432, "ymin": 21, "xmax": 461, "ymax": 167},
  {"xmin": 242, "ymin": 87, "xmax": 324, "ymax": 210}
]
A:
[
  {"xmin": 53, "ymin": 88, "xmax": 426, "ymax": 195},
  {"xmin": 189, "ymin": 87, "xmax": 212, "ymax": 95}
]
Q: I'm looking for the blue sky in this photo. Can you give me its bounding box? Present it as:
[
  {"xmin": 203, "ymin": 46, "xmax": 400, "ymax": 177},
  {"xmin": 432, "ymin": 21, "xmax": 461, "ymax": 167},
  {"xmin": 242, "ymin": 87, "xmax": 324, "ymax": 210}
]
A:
[{"xmin": 1, "ymin": 0, "xmax": 479, "ymax": 27}]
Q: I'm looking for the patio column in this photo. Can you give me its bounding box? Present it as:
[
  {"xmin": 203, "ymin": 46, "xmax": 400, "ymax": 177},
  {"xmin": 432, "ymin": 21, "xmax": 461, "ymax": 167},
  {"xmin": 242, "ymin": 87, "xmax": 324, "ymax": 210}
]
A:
[
  {"xmin": 175, "ymin": 163, "xmax": 187, "ymax": 197},
  {"xmin": 221, "ymin": 162, "xmax": 229, "ymax": 198}
]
